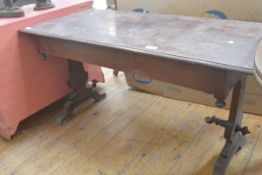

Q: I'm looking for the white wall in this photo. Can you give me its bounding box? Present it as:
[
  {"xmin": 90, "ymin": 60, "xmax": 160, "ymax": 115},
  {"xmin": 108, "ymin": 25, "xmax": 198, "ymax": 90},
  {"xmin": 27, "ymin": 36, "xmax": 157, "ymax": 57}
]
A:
[{"xmin": 118, "ymin": 0, "xmax": 262, "ymax": 22}]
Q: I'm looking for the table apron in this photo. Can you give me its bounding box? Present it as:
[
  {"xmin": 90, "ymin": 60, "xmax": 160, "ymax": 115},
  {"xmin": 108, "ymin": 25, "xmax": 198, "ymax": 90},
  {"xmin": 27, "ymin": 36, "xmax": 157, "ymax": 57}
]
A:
[{"xmin": 32, "ymin": 35, "xmax": 244, "ymax": 99}]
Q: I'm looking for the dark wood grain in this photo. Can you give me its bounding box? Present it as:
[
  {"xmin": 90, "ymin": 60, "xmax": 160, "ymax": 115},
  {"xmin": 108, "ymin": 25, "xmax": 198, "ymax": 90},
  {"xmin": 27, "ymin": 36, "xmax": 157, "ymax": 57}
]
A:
[
  {"xmin": 20, "ymin": 9, "xmax": 262, "ymax": 73},
  {"xmin": 31, "ymin": 35, "xmax": 243, "ymax": 100}
]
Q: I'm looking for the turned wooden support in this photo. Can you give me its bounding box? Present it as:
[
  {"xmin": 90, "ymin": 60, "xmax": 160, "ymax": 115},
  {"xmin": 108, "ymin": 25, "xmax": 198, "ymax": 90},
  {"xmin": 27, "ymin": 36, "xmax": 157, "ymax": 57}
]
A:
[{"xmin": 212, "ymin": 75, "xmax": 248, "ymax": 175}]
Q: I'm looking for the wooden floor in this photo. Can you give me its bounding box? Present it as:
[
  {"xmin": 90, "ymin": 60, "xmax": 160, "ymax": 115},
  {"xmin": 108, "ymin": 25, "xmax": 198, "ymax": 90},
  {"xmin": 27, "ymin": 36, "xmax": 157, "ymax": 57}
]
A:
[{"xmin": 1, "ymin": 69, "xmax": 262, "ymax": 175}]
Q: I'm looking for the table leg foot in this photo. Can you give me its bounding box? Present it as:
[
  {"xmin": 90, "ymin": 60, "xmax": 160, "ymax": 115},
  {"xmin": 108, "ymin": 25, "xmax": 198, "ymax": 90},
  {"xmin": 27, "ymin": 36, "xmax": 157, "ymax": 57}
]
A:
[
  {"xmin": 213, "ymin": 133, "xmax": 246, "ymax": 175},
  {"xmin": 57, "ymin": 87, "xmax": 106, "ymax": 125},
  {"xmin": 57, "ymin": 60, "xmax": 106, "ymax": 125}
]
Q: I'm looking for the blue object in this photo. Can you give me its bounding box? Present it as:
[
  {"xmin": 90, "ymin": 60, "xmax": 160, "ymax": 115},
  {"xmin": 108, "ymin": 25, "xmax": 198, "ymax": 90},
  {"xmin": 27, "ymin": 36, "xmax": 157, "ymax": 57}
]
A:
[
  {"xmin": 133, "ymin": 8, "xmax": 149, "ymax": 14},
  {"xmin": 203, "ymin": 10, "xmax": 227, "ymax": 19}
]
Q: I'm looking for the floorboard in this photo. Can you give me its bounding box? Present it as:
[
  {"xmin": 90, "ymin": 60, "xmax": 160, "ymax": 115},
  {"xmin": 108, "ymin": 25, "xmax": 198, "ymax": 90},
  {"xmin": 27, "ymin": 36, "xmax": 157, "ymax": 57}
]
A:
[{"xmin": 0, "ymin": 69, "xmax": 262, "ymax": 175}]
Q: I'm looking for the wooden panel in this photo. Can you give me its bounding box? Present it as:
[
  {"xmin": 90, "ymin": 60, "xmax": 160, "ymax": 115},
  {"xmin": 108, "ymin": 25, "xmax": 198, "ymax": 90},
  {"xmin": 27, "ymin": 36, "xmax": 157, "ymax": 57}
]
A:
[{"xmin": 31, "ymin": 35, "xmax": 241, "ymax": 96}]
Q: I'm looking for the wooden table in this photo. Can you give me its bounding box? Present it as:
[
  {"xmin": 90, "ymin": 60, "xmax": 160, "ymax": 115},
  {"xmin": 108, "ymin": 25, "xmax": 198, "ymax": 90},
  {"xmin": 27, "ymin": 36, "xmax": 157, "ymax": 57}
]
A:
[{"xmin": 20, "ymin": 9, "xmax": 262, "ymax": 174}]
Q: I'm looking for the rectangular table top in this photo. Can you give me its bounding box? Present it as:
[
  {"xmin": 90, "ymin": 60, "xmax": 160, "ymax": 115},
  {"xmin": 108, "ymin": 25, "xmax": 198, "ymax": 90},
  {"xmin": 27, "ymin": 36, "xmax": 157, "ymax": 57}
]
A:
[{"xmin": 20, "ymin": 9, "xmax": 262, "ymax": 74}]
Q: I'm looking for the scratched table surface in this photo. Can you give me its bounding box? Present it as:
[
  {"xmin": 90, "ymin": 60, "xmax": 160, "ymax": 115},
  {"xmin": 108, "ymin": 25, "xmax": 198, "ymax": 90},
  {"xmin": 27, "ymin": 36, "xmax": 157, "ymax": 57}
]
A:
[{"xmin": 21, "ymin": 9, "xmax": 262, "ymax": 74}]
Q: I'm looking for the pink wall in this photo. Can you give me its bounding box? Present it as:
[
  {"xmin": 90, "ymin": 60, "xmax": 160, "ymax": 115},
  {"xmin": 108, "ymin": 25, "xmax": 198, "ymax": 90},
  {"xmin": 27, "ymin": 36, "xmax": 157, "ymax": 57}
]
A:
[{"xmin": 0, "ymin": 0, "xmax": 104, "ymax": 139}]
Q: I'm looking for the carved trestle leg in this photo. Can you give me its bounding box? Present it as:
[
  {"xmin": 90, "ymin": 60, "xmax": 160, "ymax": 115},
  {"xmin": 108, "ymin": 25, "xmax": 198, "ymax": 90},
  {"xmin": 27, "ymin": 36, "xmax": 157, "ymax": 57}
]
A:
[
  {"xmin": 57, "ymin": 60, "xmax": 106, "ymax": 124},
  {"xmin": 205, "ymin": 75, "xmax": 250, "ymax": 175}
]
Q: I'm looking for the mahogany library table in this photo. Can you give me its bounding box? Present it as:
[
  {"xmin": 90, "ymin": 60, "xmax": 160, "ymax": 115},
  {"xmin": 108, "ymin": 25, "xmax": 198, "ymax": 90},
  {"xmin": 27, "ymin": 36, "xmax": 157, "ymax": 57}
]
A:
[{"xmin": 20, "ymin": 9, "xmax": 262, "ymax": 175}]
